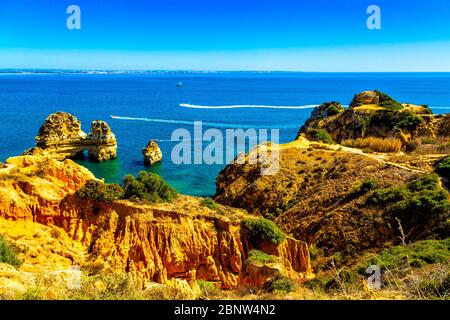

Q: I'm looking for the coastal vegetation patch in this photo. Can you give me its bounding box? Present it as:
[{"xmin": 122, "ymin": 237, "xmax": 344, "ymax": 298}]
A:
[
  {"xmin": 243, "ymin": 217, "xmax": 286, "ymax": 245},
  {"xmin": 367, "ymin": 173, "xmax": 450, "ymax": 239},
  {"xmin": 0, "ymin": 235, "xmax": 22, "ymax": 267},
  {"xmin": 77, "ymin": 171, "xmax": 177, "ymax": 204},
  {"xmin": 374, "ymin": 90, "xmax": 404, "ymax": 111},
  {"xmin": 201, "ymin": 197, "xmax": 218, "ymax": 210},
  {"xmin": 435, "ymin": 156, "xmax": 450, "ymax": 180},
  {"xmin": 308, "ymin": 128, "xmax": 335, "ymax": 144},
  {"xmin": 76, "ymin": 180, "xmax": 124, "ymax": 204},
  {"xmin": 123, "ymin": 171, "xmax": 178, "ymax": 203},
  {"xmin": 263, "ymin": 274, "xmax": 296, "ymax": 293},
  {"xmin": 246, "ymin": 249, "xmax": 276, "ymax": 265}
]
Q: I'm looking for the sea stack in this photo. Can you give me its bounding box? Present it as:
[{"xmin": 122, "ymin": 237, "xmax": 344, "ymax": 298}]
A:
[
  {"xmin": 87, "ymin": 120, "xmax": 117, "ymax": 161},
  {"xmin": 142, "ymin": 140, "xmax": 162, "ymax": 166},
  {"xmin": 32, "ymin": 112, "xmax": 117, "ymax": 161}
]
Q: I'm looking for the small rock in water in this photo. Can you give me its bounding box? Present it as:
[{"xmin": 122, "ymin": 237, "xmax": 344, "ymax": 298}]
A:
[{"xmin": 142, "ymin": 140, "xmax": 162, "ymax": 166}]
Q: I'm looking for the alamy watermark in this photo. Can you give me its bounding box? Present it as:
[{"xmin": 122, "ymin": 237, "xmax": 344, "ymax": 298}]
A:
[
  {"xmin": 170, "ymin": 121, "xmax": 280, "ymax": 175},
  {"xmin": 366, "ymin": 265, "xmax": 382, "ymax": 290},
  {"xmin": 66, "ymin": 5, "xmax": 81, "ymax": 30},
  {"xmin": 367, "ymin": 5, "xmax": 381, "ymax": 30}
]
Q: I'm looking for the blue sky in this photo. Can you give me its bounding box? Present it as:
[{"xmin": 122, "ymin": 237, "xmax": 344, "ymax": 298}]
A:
[{"xmin": 0, "ymin": 0, "xmax": 449, "ymax": 71}]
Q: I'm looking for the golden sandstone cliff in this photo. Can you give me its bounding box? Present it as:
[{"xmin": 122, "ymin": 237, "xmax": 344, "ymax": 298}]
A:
[{"xmin": 0, "ymin": 155, "xmax": 311, "ymax": 292}]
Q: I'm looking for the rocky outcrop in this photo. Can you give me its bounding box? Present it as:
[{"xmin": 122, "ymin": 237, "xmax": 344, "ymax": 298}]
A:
[
  {"xmin": 299, "ymin": 91, "xmax": 449, "ymax": 146},
  {"xmin": 0, "ymin": 155, "xmax": 311, "ymax": 289},
  {"xmin": 349, "ymin": 90, "xmax": 379, "ymax": 108},
  {"xmin": 142, "ymin": 141, "xmax": 162, "ymax": 166},
  {"xmin": 32, "ymin": 112, "xmax": 117, "ymax": 161},
  {"xmin": 87, "ymin": 120, "xmax": 117, "ymax": 161}
]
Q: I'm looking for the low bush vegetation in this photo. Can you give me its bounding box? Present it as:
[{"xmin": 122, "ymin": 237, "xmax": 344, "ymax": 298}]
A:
[
  {"xmin": 246, "ymin": 249, "xmax": 276, "ymax": 265},
  {"xmin": 201, "ymin": 197, "xmax": 218, "ymax": 210},
  {"xmin": 319, "ymin": 102, "xmax": 342, "ymax": 116},
  {"xmin": 420, "ymin": 104, "xmax": 434, "ymax": 114},
  {"xmin": 197, "ymin": 280, "xmax": 223, "ymax": 299},
  {"xmin": 122, "ymin": 171, "xmax": 177, "ymax": 203},
  {"xmin": 358, "ymin": 238, "xmax": 450, "ymax": 271},
  {"xmin": 374, "ymin": 90, "xmax": 404, "ymax": 111},
  {"xmin": 367, "ymin": 174, "xmax": 450, "ymax": 239},
  {"xmin": 76, "ymin": 180, "xmax": 124, "ymax": 204},
  {"xmin": 351, "ymin": 179, "xmax": 379, "ymax": 195},
  {"xmin": 342, "ymin": 137, "xmax": 402, "ymax": 153},
  {"xmin": 394, "ymin": 110, "xmax": 423, "ymax": 130},
  {"xmin": 435, "ymin": 156, "xmax": 450, "ymax": 180},
  {"xmin": 422, "ymin": 137, "xmax": 436, "ymax": 145},
  {"xmin": 0, "ymin": 235, "xmax": 22, "ymax": 267},
  {"xmin": 243, "ymin": 217, "xmax": 286, "ymax": 245},
  {"xmin": 304, "ymin": 239, "xmax": 450, "ymax": 299},
  {"xmin": 308, "ymin": 129, "xmax": 334, "ymax": 144},
  {"xmin": 264, "ymin": 275, "xmax": 296, "ymax": 293}
]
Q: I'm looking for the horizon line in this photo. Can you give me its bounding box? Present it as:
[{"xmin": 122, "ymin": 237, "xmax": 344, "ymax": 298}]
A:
[{"xmin": 1, "ymin": 69, "xmax": 450, "ymax": 74}]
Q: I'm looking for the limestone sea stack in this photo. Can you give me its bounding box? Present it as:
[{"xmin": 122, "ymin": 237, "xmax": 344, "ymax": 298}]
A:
[
  {"xmin": 31, "ymin": 112, "xmax": 117, "ymax": 161},
  {"xmin": 142, "ymin": 140, "xmax": 162, "ymax": 166},
  {"xmin": 87, "ymin": 120, "xmax": 117, "ymax": 161}
]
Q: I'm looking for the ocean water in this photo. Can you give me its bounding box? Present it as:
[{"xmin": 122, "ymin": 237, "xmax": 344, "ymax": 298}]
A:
[{"xmin": 1, "ymin": 72, "xmax": 450, "ymax": 196}]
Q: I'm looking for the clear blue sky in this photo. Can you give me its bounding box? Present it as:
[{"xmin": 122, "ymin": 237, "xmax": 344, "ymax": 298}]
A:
[{"xmin": 0, "ymin": 0, "xmax": 450, "ymax": 71}]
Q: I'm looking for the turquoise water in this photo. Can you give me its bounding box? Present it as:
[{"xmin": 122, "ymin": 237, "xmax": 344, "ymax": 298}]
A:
[{"xmin": 1, "ymin": 72, "xmax": 450, "ymax": 196}]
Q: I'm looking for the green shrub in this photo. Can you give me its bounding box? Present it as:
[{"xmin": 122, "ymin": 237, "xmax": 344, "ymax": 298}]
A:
[
  {"xmin": 246, "ymin": 249, "xmax": 276, "ymax": 265},
  {"xmin": 201, "ymin": 198, "xmax": 218, "ymax": 210},
  {"xmin": 20, "ymin": 288, "xmax": 43, "ymax": 300},
  {"xmin": 371, "ymin": 109, "xmax": 422, "ymax": 132},
  {"xmin": 362, "ymin": 148, "xmax": 374, "ymax": 153},
  {"xmin": 264, "ymin": 275, "xmax": 296, "ymax": 293},
  {"xmin": 358, "ymin": 239, "xmax": 450, "ymax": 271},
  {"xmin": 394, "ymin": 110, "xmax": 423, "ymax": 130},
  {"xmin": 418, "ymin": 272, "xmax": 450, "ymax": 298},
  {"xmin": 435, "ymin": 156, "xmax": 450, "ymax": 180},
  {"xmin": 367, "ymin": 174, "xmax": 450, "ymax": 238},
  {"xmin": 352, "ymin": 179, "xmax": 378, "ymax": 195},
  {"xmin": 76, "ymin": 180, "xmax": 124, "ymax": 204},
  {"xmin": 421, "ymin": 104, "xmax": 434, "ymax": 114},
  {"xmin": 309, "ymin": 129, "xmax": 334, "ymax": 144},
  {"xmin": 196, "ymin": 280, "xmax": 223, "ymax": 299},
  {"xmin": 122, "ymin": 171, "xmax": 177, "ymax": 203},
  {"xmin": 422, "ymin": 138, "xmax": 437, "ymax": 145},
  {"xmin": 0, "ymin": 235, "xmax": 22, "ymax": 267},
  {"xmin": 374, "ymin": 90, "xmax": 404, "ymax": 111},
  {"xmin": 244, "ymin": 217, "xmax": 286, "ymax": 245},
  {"xmin": 324, "ymin": 102, "xmax": 343, "ymax": 116}
]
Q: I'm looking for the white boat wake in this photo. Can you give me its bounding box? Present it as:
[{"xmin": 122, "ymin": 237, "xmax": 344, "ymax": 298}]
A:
[{"xmin": 110, "ymin": 115, "xmax": 299, "ymax": 129}]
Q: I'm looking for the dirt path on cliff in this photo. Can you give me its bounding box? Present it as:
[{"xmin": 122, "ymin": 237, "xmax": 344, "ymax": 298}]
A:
[{"xmin": 283, "ymin": 137, "xmax": 428, "ymax": 174}]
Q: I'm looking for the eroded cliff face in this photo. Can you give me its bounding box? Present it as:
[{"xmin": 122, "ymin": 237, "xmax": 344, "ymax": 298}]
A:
[
  {"xmin": 0, "ymin": 155, "xmax": 311, "ymax": 289},
  {"xmin": 29, "ymin": 112, "xmax": 117, "ymax": 161}
]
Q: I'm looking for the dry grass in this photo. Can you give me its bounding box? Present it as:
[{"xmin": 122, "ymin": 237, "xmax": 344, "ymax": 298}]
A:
[
  {"xmin": 342, "ymin": 137, "xmax": 402, "ymax": 153},
  {"xmin": 406, "ymin": 137, "xmax": 450, "ymax": 155}
]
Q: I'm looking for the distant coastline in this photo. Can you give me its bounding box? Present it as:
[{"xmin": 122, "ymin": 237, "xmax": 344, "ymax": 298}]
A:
[{"xmin": 2, "ymin": 69, "xmax": 450, "ymax": 75}]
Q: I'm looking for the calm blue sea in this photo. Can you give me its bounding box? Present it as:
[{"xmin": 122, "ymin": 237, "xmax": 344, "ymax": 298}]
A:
[{"xmin": 1, "ymin": 72, "xmax": 450, "ymax": 196}]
